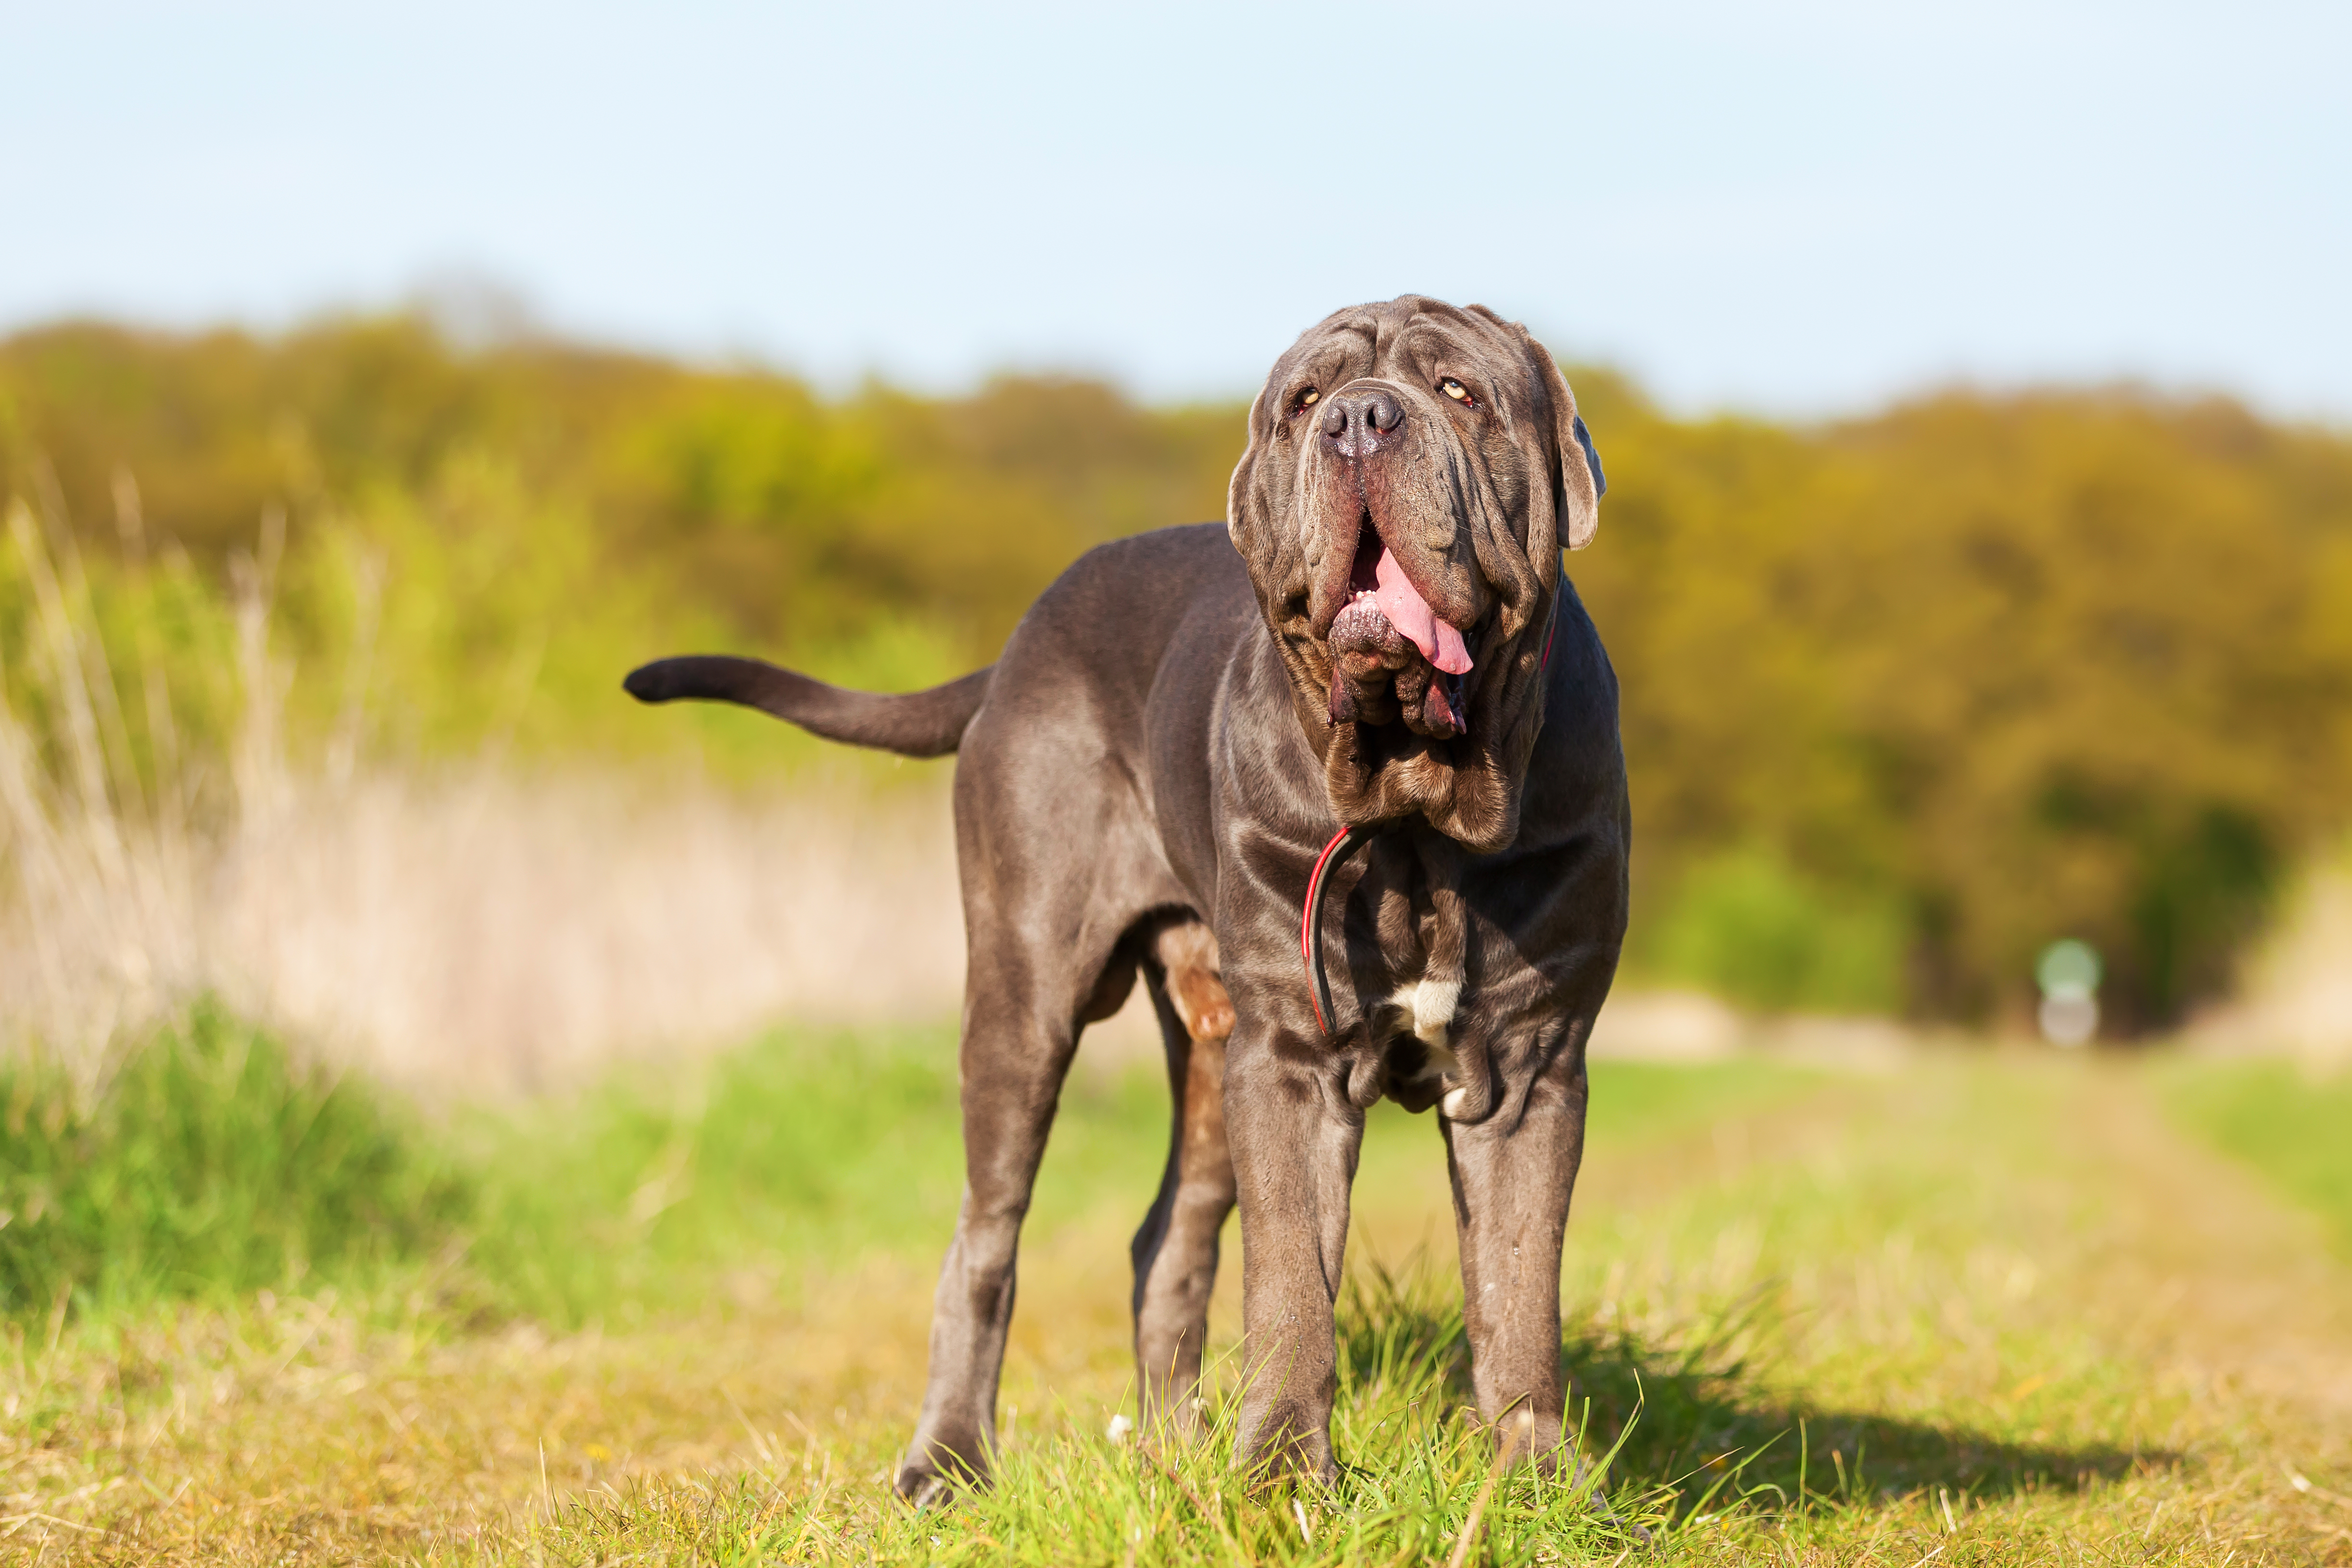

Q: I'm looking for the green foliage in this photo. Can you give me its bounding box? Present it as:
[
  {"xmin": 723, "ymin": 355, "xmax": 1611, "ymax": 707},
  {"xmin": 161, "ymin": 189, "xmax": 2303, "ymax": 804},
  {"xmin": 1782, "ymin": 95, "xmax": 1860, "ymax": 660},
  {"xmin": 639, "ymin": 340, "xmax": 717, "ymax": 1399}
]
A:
[
  {"xmin": 0, "ymin": 1002, "xmax": 464, "ymax": 1316},
  {"xmin": 1577, "ymin": 391, "xmax": 2352, "ymax": 1028},
  {"xmin": 0, "ymin": 320, "xmax": 1238, "ymax": 791},
  {"xmin": 2161, "ymin": 1059, "xmax": 2352, "ymax": 1256},
  {"xmin": 1637, "ymin": 845, "xmax": 1906, "ymax": 1013},
  {"xmin": 8, "ymin": 317, "xmax": 2352, "ymax": 1023},
  {"xmin": 0, "ymin": 318, "xmax": 1237, "ymax": 676},
  {"xmin": 0, "ymin": 1001, "xmax": 1824, "ymax": 1332}
]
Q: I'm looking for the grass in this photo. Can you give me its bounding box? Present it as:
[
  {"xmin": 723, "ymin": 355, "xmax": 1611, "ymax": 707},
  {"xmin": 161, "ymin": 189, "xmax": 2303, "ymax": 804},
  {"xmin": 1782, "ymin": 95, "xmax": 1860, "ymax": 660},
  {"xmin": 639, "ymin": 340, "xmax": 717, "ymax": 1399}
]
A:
[
  {"xmin": 0, "ymin": 1010, "xmax": 1812, "ymax": 1331},
  {"xmin": 2, "ymin": 1025, "xmax": 2349, "ymax": 1563},
  {"xmin": 2159, "ymin": 1058, "xmax": 2352, "ymax": 1259},
  {"xmin": 0, "ymin": 1001, "xmax": 463, "ymax": 1318}
]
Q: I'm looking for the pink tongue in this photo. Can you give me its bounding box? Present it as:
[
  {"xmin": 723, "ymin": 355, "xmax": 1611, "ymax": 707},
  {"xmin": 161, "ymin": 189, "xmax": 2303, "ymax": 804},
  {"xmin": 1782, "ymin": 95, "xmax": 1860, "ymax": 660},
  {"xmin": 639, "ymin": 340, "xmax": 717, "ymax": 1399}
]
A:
[{"xmin": 1373, "ymin": 548, "xmax": 1474, "ymax": 674}]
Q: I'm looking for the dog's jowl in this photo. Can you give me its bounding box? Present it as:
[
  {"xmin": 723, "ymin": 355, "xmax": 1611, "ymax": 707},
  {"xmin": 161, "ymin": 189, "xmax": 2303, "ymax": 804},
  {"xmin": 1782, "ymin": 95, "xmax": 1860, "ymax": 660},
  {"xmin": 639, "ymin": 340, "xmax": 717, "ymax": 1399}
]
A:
[{"xmin": 626, "ymin": 296, "xmax": 1626, "ymax": 1501}]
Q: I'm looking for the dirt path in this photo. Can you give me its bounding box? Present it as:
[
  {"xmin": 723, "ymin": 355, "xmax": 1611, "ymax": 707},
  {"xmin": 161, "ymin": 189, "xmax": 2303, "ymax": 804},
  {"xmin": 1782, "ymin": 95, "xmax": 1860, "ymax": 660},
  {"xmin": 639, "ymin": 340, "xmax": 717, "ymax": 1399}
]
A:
[{"xmin": 2069, "ymin": 1066, "xmax": 2352, "ymax": 1421}]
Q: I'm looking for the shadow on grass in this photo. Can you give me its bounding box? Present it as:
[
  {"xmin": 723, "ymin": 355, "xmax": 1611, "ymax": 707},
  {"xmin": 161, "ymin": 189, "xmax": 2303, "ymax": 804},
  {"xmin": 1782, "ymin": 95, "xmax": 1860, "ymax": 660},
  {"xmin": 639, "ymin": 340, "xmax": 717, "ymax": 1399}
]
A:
[{"xmin": 1337, "ymin": 1264, "xmax": 2164, "ymax": 1517}]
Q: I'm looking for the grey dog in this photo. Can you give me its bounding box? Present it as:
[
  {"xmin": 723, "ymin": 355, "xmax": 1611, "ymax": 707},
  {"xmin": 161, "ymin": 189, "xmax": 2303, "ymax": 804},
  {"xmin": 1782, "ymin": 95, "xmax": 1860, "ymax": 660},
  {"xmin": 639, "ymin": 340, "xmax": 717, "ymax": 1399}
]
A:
[{"xmin": 625, "ymin": 295, "xmax": 1625, "ymax": 1501}]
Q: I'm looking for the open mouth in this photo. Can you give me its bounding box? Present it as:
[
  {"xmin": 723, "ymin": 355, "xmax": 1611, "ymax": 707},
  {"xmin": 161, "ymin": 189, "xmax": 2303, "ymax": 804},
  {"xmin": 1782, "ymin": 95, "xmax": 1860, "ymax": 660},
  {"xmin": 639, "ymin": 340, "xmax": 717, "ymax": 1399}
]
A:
[
  {"xmin": 1326, "ymin": 517, "xmax": 1475, "ymax": 738},
  {"xmin": 1343, "ymin": 527, "xmax": 1472, "ymax": 675}
]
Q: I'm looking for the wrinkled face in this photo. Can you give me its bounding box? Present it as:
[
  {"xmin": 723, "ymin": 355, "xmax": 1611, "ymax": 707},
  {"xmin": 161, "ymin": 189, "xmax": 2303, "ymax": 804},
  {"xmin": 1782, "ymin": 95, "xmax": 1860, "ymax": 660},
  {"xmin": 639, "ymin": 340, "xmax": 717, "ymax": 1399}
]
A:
[{"xmin": 1227, "ymin": 297, "xmax": 1602, "ymax": 852}]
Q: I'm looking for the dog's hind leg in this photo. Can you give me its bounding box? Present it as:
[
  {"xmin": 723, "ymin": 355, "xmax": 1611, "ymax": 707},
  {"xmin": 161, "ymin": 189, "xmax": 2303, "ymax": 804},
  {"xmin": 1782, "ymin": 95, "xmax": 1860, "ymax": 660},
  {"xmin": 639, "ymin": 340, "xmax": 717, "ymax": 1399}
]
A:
[
  {"xmin": 895, "ymin": 787, "xmax": 1178, "ymax": 1503},
  {"xmin": 1129, "ymin": 919, "xmax": 1237, "ymax": 1436},
  {"xmin": 894, "ymin": 972, "xmax": 1081, "ymax": 1505}
]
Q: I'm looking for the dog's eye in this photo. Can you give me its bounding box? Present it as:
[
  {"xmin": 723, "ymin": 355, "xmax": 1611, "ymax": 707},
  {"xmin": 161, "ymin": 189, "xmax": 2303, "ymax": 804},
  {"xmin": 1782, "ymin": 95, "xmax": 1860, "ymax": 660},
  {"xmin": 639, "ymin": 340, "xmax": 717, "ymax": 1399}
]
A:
[
  {"xmin": 1439, "ymin": 378, "xmax": 1472, "ymax": 403},
  {"xmin": 1297, "ymin": 388, "xmax": 1320, "ymax": 409}
]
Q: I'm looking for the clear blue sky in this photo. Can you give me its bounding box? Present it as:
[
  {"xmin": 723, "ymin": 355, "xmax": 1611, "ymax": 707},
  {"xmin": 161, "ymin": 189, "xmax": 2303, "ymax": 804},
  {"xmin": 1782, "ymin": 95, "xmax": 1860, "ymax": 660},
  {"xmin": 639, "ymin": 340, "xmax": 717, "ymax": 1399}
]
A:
[{"xmin": 9, "ymin": 1, "xmax": 2348, "ymax": 418}]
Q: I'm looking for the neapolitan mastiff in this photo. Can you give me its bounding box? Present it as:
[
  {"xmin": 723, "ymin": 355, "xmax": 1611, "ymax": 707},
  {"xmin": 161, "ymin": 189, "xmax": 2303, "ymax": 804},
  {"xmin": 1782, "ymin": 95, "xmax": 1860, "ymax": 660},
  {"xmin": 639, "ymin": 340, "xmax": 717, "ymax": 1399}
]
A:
[{"xmin": 625, "ymin": 295, "xmax": 1624, "ymax": 1501}]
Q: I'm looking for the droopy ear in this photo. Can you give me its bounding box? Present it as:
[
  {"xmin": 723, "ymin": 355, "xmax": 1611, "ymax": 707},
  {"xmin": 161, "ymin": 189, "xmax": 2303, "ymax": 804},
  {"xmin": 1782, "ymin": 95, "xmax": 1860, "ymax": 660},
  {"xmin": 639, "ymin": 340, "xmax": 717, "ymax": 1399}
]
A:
[{"xmin": 1526, "ymin": 332, "xmax": 1604, "ymax": 551}]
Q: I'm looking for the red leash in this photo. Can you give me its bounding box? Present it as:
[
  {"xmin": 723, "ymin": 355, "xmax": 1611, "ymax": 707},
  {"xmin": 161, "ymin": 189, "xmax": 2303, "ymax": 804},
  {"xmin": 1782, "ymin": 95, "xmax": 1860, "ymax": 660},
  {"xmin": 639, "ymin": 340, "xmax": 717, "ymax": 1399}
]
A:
[
  {"xmin": 1299, "ymin": 590, "xmax": 1562, "ymax": 1036},
  {"xmin": 1300, "ymin": 822, "xmax": 1381, "ymax": 1034}
]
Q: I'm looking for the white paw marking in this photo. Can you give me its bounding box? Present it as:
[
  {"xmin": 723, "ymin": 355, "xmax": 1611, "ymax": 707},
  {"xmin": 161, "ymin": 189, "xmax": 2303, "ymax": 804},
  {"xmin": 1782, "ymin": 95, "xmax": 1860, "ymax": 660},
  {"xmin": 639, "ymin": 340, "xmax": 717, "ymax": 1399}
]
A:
[
  {"xmin": 1391, "ymin": 980, "xmax": 1462, "ymax": 1077},
  {"xmin": 1410, "ymin": 979, "xmax": 1459, "ymax": 1037}
]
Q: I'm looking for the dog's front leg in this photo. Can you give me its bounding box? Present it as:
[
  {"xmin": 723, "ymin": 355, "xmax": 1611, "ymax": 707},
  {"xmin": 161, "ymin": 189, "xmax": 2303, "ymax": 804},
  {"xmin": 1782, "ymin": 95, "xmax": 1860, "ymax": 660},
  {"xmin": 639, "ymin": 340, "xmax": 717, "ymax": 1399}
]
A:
[
  {"xmin": 1440, "ymin": 1031, "xmax": 1589, "ymax": 1467},
  {"xmin": 1225, "ymin": 1026, "xmax": 1364, "ymax": 1484}
]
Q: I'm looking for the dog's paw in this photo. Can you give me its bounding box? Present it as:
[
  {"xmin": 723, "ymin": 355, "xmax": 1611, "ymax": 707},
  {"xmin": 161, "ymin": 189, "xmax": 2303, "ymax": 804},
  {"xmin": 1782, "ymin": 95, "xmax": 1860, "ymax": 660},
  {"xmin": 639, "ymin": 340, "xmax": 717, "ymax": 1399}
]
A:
[
  {"xmin": 893, "ymin": 1438, "xmax": 988, "ymax": 1507},
  {"xmin": 893, "ymin": 1463, "xmax": 956, "ymax": 1508}
]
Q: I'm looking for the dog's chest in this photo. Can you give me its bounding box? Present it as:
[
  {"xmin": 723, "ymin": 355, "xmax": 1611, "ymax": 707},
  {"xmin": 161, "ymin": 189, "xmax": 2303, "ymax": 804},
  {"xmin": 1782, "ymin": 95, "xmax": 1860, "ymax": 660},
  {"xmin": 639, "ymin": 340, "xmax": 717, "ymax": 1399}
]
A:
[
  {"xmin": 1385, "ymin": 976, "xmax": 1473, "ymax": 1116},
  {"xmin": 1340, "ymin": 834, "xmax": 1578, "ymax": 1121}
]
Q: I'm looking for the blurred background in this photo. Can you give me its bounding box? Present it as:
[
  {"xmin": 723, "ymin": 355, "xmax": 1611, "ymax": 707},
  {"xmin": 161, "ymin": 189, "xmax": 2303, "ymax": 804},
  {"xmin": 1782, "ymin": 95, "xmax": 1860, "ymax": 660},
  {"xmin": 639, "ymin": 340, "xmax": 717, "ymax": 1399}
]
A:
[{"xmin": 4, "ymin": 0, "xmax": 2349, "ymax": 1085}]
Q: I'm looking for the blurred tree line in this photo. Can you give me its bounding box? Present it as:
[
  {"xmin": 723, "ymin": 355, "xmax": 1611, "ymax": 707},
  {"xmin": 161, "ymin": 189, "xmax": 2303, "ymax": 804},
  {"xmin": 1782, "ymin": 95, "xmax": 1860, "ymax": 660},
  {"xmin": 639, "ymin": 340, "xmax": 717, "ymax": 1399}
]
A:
[{"xmin": 5, "ymin": 317, "xmax": 2348, "ymax": 1033}]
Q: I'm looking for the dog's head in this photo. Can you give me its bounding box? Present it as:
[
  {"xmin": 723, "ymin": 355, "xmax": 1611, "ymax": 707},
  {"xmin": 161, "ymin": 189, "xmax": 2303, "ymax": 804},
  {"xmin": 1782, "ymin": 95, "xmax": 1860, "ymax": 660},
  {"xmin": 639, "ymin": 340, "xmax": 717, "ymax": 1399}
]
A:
[{"xmin": 1227, "ymin": 297, "xmax": 1604, "ymax": 853}]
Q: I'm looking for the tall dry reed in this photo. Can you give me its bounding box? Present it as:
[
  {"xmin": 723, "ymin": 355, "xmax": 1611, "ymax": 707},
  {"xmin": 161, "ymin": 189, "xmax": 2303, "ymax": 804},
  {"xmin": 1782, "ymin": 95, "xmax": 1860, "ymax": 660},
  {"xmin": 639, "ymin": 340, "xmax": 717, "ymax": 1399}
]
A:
[
  {"xmin": 0, "ymin": 497, "xmax": 203, "ymax": 1074},
  {"xmin": 204, "ymin": 766, "xmax": 966, "ymax": 1094},
  {"xmin": 0, "ymin": 497, "xmax": 971, "ymax": 1096}
]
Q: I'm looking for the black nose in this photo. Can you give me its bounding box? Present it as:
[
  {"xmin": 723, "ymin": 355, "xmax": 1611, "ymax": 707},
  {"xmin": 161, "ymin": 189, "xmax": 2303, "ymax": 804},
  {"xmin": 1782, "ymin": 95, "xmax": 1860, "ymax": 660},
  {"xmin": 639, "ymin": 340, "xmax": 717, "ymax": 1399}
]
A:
[{"xmin": 1319, "ymin": 386, "xmax": 1405, "ymax": 457}]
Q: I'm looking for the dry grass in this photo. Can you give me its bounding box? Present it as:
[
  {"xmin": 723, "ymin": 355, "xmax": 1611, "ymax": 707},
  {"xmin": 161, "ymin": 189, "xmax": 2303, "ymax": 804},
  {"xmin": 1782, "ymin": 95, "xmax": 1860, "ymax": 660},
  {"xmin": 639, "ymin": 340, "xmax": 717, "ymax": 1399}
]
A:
[
  {"xmin": 201, "ymin": 766, "xmax": 964, "ymax": 1095},
  {"xmin": 3, "ymin": 729, "xmax": 970, "ymax": 1097},
  {"xmin": 0, "ymin": 500, "xmax": 204, "ymax": 1070},
  {"xmin": 0, "ymin": 496, "xmax": 969, "ymax": 1096},
  {"xmin": 2194, "ymin": 846, "xmax": 2352, "ymax": 1072}
]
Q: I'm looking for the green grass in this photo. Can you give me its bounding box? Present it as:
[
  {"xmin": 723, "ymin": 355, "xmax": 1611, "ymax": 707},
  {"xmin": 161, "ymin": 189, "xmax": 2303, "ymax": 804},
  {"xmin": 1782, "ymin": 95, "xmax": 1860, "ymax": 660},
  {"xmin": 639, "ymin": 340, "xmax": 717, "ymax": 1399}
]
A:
[
  {"xmin": 1, "ymin": 1009, "xmax": 1821, "ymax": 1332},
  {"xmin": 453, "ymin": 1023, "xmax": 998, "ymax": 1325},
  {"xmin": 2161, "ymin": 1058, "xmax": 2352, "ymax": 1256},
  {"xmin": 1577, "ymin": 1054, "xmax": 1824, "ymax": 1143},
  {"xmin": 5, "ymin": 1027, "xmax": 2349, "ymax": 1564},
  {"xmin": 533, "ymin": 1263, "xmax": 1665, "ymax": 1565},
  {"xmin": 453, "ymin": 1035, "xmax": 1820, "ymax": 1326},
  {"xmin": 0, "ymin": 1001, "xmax": 463, "ymax": 1318}
]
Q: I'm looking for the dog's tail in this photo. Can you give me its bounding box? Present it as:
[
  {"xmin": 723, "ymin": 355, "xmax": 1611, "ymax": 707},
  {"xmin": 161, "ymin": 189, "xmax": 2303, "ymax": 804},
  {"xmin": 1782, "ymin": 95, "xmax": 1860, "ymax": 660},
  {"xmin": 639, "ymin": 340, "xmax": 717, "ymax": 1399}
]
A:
[{"xmin": 623, "ymin": 656, "xmax": 993, "ymax": 758}]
